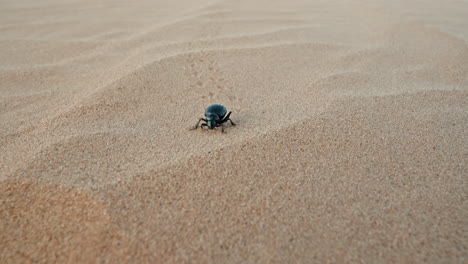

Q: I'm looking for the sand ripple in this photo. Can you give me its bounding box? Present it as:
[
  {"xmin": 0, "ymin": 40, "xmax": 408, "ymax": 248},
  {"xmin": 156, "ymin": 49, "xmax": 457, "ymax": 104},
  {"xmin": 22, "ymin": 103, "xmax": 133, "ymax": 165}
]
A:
[{"xmin": 1, "ymin": 0, "xmax": 467, "ymax": 262}]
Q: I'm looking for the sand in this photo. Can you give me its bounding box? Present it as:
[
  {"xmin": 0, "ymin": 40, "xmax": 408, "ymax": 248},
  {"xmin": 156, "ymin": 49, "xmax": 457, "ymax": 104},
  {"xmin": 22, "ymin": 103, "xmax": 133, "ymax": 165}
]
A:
[{"xmin": 1, "ymin": 0, "xmax": 467, "ymax": 262}]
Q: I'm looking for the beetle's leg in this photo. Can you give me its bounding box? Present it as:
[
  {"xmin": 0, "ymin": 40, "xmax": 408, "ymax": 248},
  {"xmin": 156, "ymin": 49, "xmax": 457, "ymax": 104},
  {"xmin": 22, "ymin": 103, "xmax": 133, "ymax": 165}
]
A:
[
  {"xmin": 221, "ymin": 111, "xmax": 232, "ymax": 123},
  {"xmin": 190, "ymin": 118, "xmax": 207, "ymax": 130},
  {"xmin": 222, "ymin": 118, "xmax": 236, "ymax": 126},
  {"xmin": 201, "ymin": 123, "xmax": 208, "ymax": 130},
  {"xmin": 214, "ymin": 122, "xmax": 226, "ymax": 133},
  {"xmin": 221, "ymin": 111, "xmax": 236, "ymax": 126}
]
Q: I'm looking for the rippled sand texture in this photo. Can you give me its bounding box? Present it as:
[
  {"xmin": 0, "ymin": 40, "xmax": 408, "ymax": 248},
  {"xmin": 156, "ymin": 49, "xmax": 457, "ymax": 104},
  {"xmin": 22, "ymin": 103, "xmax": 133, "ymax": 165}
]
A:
[{"xmin": 1, "ymin": 0, "xmax": 467, "ymax": 262}]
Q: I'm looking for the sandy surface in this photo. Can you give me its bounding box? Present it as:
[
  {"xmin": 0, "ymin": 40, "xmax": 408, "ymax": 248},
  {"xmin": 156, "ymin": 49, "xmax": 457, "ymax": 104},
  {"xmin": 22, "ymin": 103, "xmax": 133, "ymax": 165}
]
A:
[{"xmin": 1, "ymin": 0, "xmax": 467, "ymax": 262}]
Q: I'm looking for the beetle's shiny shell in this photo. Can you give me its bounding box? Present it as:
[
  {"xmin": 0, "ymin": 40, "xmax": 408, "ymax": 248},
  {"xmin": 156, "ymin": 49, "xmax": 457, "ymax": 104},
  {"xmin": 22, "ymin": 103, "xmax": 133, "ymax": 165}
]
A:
[{"xmin": 205, "ymin": 104, "xmax": 227, "ymax": 119}]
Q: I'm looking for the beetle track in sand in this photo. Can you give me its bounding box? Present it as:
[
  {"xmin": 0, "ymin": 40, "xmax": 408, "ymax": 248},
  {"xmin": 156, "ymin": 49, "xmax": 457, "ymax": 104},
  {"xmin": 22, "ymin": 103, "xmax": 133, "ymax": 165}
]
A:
[
  {"xmin": 187, "ymin": 50, "xmax": 239, "ymax": 103},
  {"xmin": 184, "ymin": 10, "xmax": 240, "ymax": 103}
]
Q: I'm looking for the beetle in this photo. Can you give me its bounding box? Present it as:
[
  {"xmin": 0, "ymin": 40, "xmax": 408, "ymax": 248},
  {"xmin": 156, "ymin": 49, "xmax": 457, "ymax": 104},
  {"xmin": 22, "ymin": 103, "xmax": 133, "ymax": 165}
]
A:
[{"xmin": 191, "ymin": 104, "xmax": 236, "ymax": 132}]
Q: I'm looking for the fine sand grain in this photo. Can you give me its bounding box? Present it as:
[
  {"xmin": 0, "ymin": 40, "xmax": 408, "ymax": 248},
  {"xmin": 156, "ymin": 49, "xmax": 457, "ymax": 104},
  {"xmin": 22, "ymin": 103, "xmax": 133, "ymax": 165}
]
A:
[{"xmin": 1, "ymin": 0, "xmax": 467, "ymax": 263}]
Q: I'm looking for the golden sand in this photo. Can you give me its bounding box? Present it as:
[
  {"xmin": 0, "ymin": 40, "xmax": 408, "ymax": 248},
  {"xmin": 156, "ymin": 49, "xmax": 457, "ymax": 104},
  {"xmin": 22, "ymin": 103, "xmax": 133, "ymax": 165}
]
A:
[{"xmin": 1, "ymin": 0, "xmax": 467, "ymax": 262}]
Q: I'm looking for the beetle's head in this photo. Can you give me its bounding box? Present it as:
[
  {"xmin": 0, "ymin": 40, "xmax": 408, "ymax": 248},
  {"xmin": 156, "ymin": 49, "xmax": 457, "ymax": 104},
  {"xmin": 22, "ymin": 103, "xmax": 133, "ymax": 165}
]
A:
[{"xmin": 206, "ymin": 114, "xmax": 219, "ymax": 129}]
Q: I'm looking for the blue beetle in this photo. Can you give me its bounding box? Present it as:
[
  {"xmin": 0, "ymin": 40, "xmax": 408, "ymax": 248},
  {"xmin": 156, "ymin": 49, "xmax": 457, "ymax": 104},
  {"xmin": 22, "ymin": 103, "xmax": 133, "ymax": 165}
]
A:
[{"xmin": 191, "ymin": 104, "xmax": 236, "ymax": 132}]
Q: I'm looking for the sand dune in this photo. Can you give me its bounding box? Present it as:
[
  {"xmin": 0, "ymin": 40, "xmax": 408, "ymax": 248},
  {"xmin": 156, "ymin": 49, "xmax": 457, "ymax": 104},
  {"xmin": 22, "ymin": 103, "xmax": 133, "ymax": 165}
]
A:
[{"xmin": 1, "ymin": 0, "xmax": 467, "ymax": 262}]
